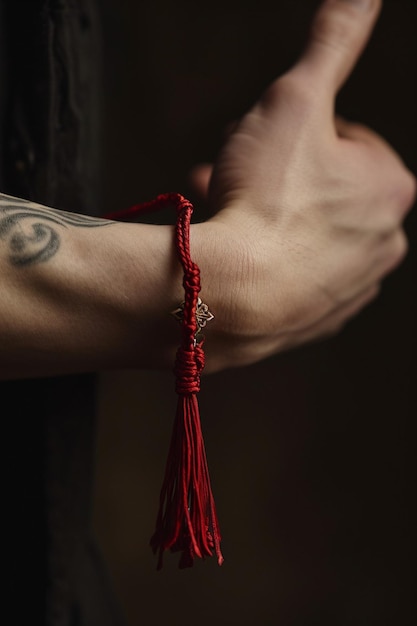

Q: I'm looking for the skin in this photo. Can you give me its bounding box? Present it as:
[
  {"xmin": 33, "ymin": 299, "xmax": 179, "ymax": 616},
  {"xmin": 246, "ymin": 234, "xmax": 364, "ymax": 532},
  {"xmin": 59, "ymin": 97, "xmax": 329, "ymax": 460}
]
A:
[{"xmin": 0, "ymin": 0, "xmax": 415, "ymax": 379}]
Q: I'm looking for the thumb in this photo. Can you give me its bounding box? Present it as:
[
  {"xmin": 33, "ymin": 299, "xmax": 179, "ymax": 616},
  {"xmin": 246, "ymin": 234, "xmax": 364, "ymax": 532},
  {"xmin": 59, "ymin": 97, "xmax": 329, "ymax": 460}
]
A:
[{"xmin": 296, "ymin": 0, "xmax": 382, "ymax": 95}]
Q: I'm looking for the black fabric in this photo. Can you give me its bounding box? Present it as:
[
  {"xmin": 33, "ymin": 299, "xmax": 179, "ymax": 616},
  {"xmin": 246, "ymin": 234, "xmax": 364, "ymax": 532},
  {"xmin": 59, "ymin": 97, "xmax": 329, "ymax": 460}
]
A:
[
  {"xmin": 4, "ymin": 0, "xmax": 102, "ymax": 214},
  {"xmin": 1, "ymin": 1, "xmax": 126, "ymax": 624}
]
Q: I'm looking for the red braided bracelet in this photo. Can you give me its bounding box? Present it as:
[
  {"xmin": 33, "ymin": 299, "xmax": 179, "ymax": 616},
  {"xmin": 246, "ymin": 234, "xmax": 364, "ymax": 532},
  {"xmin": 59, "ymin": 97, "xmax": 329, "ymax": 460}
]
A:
[{"xmin": 105, "ymin": 193, "xmax": 223, "ymax": 570}]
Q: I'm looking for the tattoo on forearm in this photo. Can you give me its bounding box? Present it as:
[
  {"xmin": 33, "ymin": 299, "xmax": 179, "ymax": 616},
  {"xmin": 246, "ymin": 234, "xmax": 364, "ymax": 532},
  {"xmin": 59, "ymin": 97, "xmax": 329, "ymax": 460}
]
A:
[{"xmin": 0, "ymin": 193, "xmax": 113, "ymax": 266}]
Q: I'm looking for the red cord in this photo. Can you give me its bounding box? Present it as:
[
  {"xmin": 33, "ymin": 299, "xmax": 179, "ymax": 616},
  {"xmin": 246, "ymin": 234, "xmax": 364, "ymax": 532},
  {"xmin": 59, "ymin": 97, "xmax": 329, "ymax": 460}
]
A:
[{"xmin": 105, "ymin": 193, "xmax": 223, "ymax": 569}]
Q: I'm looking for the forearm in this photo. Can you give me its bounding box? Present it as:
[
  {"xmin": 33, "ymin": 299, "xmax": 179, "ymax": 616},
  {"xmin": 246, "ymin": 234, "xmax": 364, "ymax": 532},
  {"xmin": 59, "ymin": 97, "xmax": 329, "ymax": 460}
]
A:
[
  {"xmin": 0, "ymin": 193, "xmax": 193, "ymax": 379},
  {"xmin": 3, "ymin": 0, "xmax": 414, "ymax": 380}
]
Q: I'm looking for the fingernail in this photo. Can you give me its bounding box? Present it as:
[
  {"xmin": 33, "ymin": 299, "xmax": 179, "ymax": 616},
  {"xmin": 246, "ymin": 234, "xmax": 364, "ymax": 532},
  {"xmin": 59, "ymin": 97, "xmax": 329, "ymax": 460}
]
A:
[{"xmin": 338, "ymin": 0, "xmax": 373, "ymax": 12}]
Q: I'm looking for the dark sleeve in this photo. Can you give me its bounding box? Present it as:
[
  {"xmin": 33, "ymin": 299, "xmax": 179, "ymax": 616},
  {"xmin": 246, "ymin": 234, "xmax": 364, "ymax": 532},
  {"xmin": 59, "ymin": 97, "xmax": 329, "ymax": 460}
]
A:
[{"xmin": 2, "ymin": 2, "xmax": 127, "ymax": 625}]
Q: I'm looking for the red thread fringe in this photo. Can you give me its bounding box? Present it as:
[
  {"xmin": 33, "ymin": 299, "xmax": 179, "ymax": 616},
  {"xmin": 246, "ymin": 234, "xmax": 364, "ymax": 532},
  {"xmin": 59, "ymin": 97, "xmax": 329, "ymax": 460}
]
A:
[{"xmin": 150, "ymin": 392, "xmax": 223, "ymax": 569}]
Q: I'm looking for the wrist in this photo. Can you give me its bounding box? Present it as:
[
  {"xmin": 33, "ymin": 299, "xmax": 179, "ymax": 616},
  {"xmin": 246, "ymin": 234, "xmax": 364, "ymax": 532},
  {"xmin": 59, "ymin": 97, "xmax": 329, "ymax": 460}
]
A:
[{"xmin": 190, "ymin": 217, "xmax": 279, "ymax": 372}]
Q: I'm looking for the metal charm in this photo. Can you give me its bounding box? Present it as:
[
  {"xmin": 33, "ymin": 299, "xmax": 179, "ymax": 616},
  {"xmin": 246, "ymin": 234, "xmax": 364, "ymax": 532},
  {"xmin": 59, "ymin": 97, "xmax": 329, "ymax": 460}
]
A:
[{"xmin": 172, "ymin": 297, "xmax": 214, "ymax": 344}]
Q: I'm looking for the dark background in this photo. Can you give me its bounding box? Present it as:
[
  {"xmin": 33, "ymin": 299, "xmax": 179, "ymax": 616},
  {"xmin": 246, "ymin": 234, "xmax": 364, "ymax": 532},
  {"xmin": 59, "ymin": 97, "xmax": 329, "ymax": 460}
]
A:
[{"xmin": 94, "ymin": 1, "xmax": 416, "ymax": 625}]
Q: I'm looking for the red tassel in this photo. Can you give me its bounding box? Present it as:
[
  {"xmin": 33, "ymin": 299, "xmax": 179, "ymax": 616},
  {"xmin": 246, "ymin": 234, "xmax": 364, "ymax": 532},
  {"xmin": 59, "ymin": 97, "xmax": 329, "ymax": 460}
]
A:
[{"xmin": 105, "ymin": 193, "xmax": 223, "ymax": 569}]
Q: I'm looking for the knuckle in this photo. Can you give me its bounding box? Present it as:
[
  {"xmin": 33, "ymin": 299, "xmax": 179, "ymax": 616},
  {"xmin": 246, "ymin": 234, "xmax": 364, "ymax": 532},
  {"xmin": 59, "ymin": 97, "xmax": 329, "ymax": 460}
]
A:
[
  {"xmin": 380, "ymin": 170, "xmax": 416, "ymax": 231},
  {"xmin": 386, "ymin": 232, "xmax": 409, "ymax": 271},
  {"xmin": 397, "ymin": 169, "xmax": 417, "ymax": 215},
  {"xmin": 393, "ymin": 231, "xmax": 409, "ymax": 261}
]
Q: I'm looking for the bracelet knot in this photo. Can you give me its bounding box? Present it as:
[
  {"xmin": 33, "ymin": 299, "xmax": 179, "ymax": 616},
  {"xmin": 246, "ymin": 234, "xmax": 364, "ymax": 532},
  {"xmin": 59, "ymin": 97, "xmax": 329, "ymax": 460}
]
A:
[{"xmin": 174, "ymin": 345, "xmax": 204, "ymax": 395}]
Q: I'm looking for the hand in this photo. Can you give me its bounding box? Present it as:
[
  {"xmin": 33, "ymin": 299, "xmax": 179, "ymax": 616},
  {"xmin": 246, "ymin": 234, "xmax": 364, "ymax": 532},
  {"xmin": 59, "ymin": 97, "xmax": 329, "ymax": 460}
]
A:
[{"xmin": 192, "ymin": 0, "xmax": 416, "ymax": 372}]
